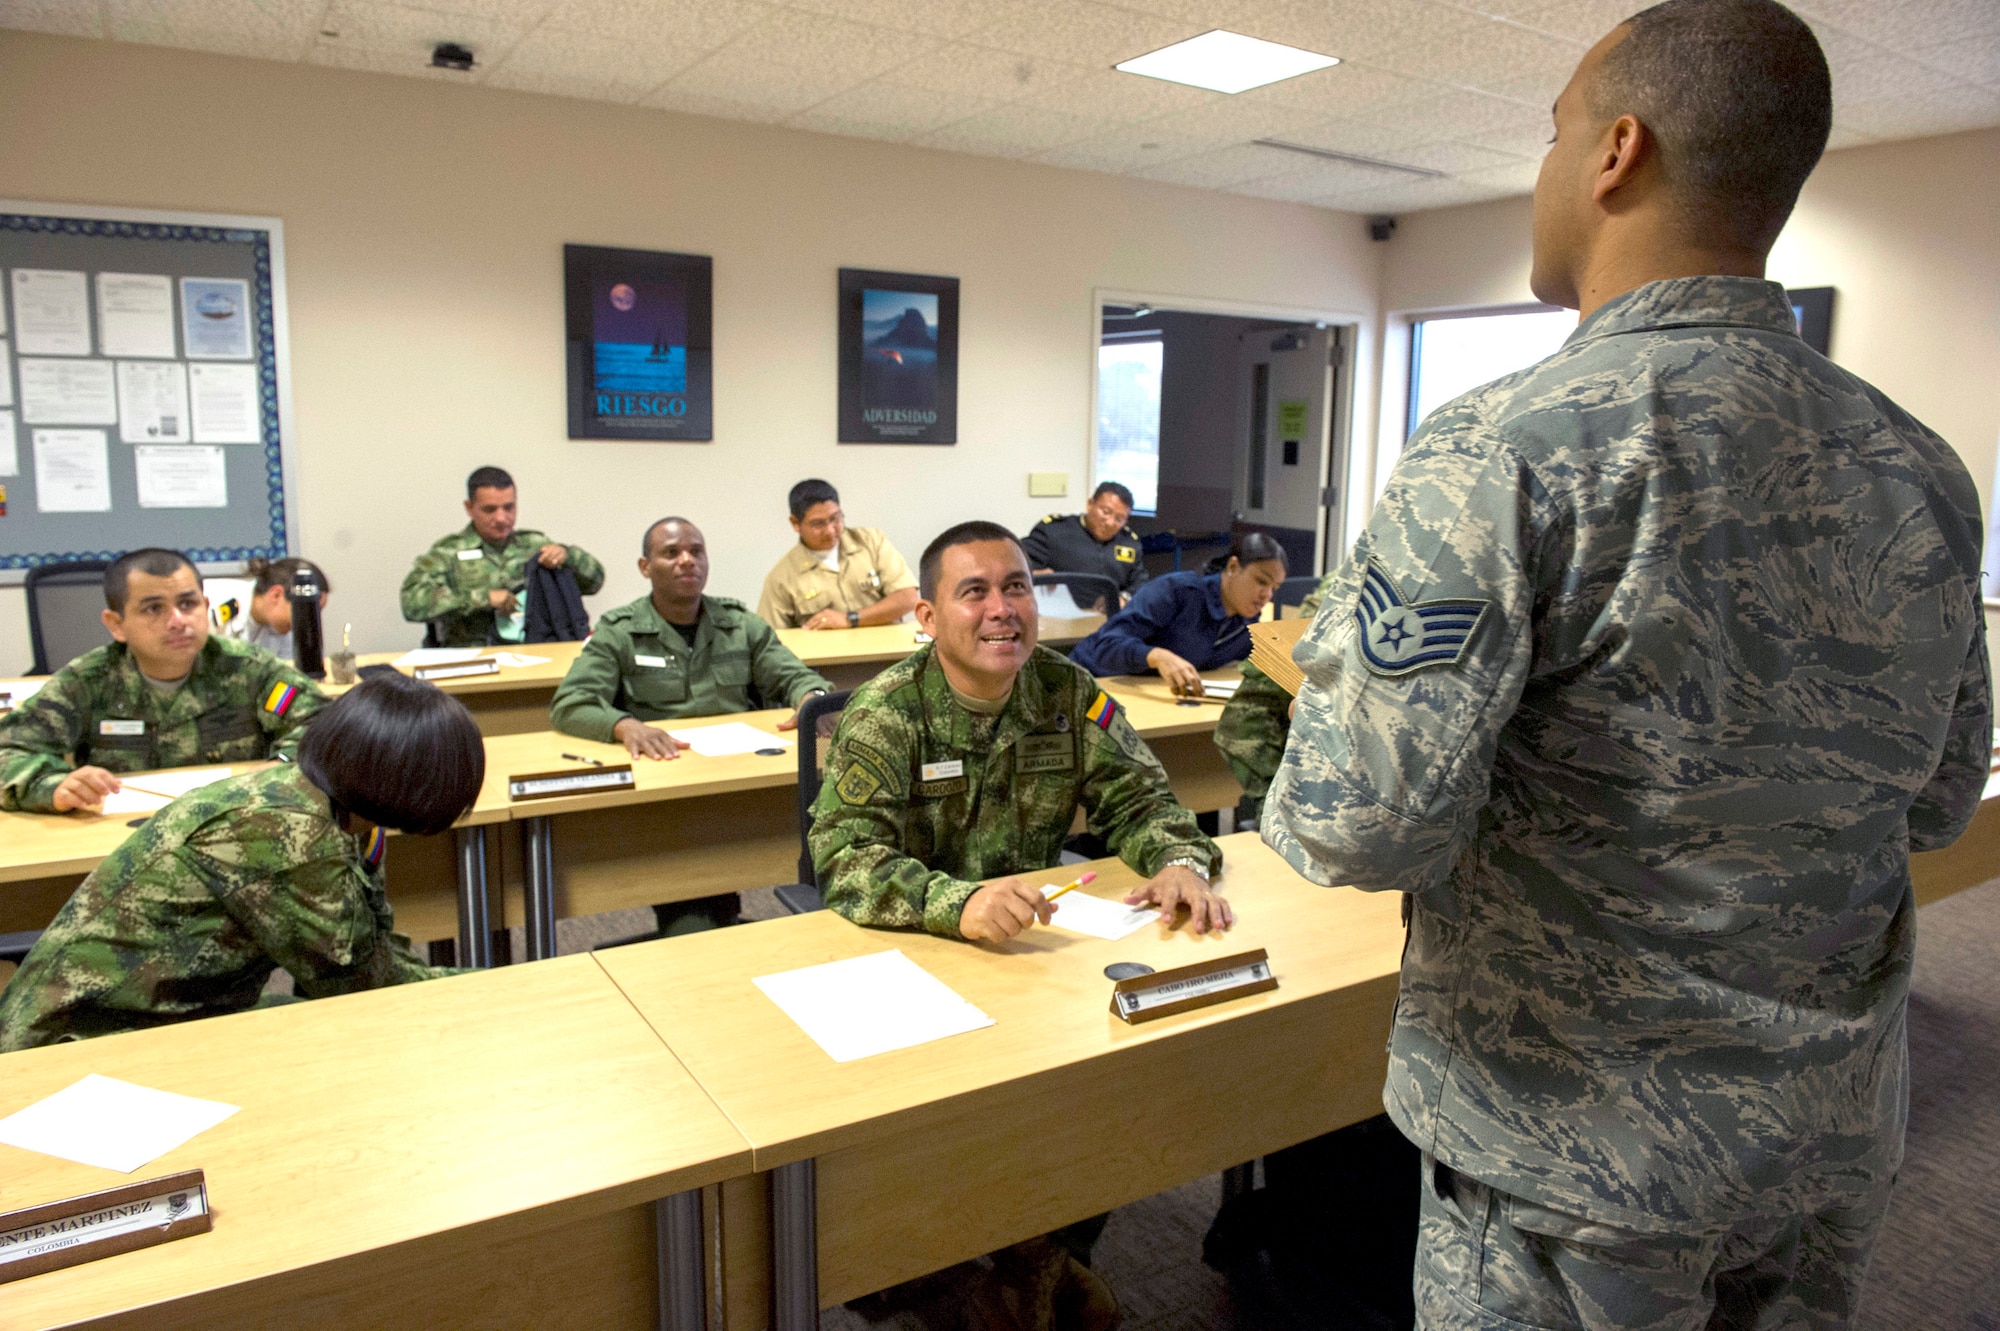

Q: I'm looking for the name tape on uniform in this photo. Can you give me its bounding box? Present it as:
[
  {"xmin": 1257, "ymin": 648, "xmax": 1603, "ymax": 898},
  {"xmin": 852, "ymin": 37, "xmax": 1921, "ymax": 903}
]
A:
[
  {"xmin": 456, "ymin": 548, "xmax": 483, "ymax": 561},
  {"xmin": 920, "ymin": 760, "xmax": 964, "ymax": 781},
  {"xmin": 99, "ymin": 719, "xmax": 146, "ymax": 736}
]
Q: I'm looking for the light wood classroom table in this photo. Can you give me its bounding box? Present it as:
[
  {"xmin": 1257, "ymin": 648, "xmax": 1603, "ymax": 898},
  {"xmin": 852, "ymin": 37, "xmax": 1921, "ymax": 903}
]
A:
[
  {"xmin": 335, "ymin": 616, "xmax": 1106, "ymax": 736},
  {"xmin": 0, "ymin": 666, "xmax": 1238, "ymax": 969},
  {"xmin": 0, "ymin": 953, "xmax": 753, "ymax": 1331},
  {"xmin": 1, "ymin": 833, "xmax": 1402, "ymax": 1330}
]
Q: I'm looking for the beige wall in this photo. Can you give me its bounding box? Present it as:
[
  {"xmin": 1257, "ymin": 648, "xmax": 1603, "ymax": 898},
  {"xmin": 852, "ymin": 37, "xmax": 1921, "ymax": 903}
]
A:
[
  {"xmin": 0, "ymin": 30, "xmax": 1380, "ymax": 673},
  {"xmin": 1373, "ymin": 129, "xmax": 2000, "ymax": 523}
]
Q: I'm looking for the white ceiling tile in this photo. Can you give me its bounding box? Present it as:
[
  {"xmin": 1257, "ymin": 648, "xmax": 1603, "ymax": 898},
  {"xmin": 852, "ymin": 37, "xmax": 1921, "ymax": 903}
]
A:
[
  {"xmin": 781, "ymin": 0, "xmax": 1027, "ymax": 41},
  {"xmin": 1234, "ymin": 157, "xmax": 1412, "ymax": 202},
  {"xmin": 1021, "ymin": 62, "xmax": 1225, "ymax": 122},
  {"xmin": 1823, "ymin": 123, "xmax": 1879, "ymax": 151},
  {"xmin": 485, "ymin": 22, "xmax": 706, "ymax": 100},
  {"xmin": 885, "ymin": 42, "xmax": 1064, "ymax": 101},
  {"xmin": 731, "ymin": 7, "xmax": 943, "ymax": 81},
  {"xmin": 964, "ymin": 0, "xmax": 1202, "ymax": 69},
  {"xmin": 1489, "ymin": 0, "xmax": 1637, "ymax": 46},
  {"xmin": 388, "ymin": 0, "xmax": 565, "ymax": 22},
  {"xmin": 306, "ymin": 38, "xmax": 491, "ymax": 77},
  {"xmin": 1365, "ymin": 13, "xmax": 1584, "ymax": 102},
  {"xmin": 1030, "ymin": 122, "xmax": 1233, "ymax": 173},
  {"xmin": 1387, "ymin": 138, "xmax": 1530, "ymax": 174},
  {"xmin": 1901, "ymin": 36, "xmax": 2000, "ymax": 90},
  {"xmin": 0, "ymin": 0, "xmax": 106, "ymax": 38},
  {"xmin": 788, "ymin": 79, "xmax": 1004, "ymax": 140},
  {"xmin": 539, "ymin": 0, "xmax": 771, "ymax": 48},
  {"xmin": 1137, "ymin": 143, "xmax": 1297, "ymax": 188},
  {"xmin": 1137, "ymin": 94, "xmax": 1341, "ymax": 151},
  {"xmin": 1236, "ymin": 59, "xmax": 1434, "ymax": 119},
  {"xmin": 106, "ymin": 0, "xmax": 325, "ymax": 61},
  {"xmin": 1790, "ymin": 0, "xmax": 2000, "ymax": 50},
  {"xmin": 1834, "ymin": 81, "xmax": 2000, "ymax": 141},
  {"xmin": 913, "ymin": 101, "xmax": 1116, "ymax": 157},
  {"xmin": 317, "ymin": 1, "xmax": 529, "ymax": 63},
  {"xmin": 647, "ymin": 44, "xmax": 866, "ymax": 115}
]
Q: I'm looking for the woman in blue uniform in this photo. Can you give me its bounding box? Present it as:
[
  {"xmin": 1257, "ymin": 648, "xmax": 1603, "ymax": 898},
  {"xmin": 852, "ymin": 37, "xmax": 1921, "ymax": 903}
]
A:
[{"xmin": 1067, "ymin": 532, "xmax": 1287, "ymax": 696}]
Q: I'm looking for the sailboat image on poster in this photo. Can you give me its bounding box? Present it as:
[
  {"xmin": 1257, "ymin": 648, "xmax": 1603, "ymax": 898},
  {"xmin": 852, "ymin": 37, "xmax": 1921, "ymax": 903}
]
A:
[
  {"xmin": 838, "ymin": 267, "xmax": 959, "ymax": 445},
  {"xmin": 564, "ymin": 244, "xmax": 712, "ymax": 441}
]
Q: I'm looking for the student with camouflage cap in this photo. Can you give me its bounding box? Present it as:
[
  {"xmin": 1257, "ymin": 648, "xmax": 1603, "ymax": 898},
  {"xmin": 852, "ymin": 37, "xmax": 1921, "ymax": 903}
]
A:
[
  {"xmin": 1263, "ymin": 3, "xmax": 1990, "ymax": 1326},
  {"xmin": 0, "ymin": 549, "xmax": 325, "ymax": 814},
  {"xmin": 0, "ymin": 673, "xmax": 484, "ymax": 1050}
]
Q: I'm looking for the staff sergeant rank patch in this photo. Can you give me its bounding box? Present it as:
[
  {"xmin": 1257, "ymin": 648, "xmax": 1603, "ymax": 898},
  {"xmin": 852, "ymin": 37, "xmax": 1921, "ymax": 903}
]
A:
[{"xmin": 1355, "ymin": 558, "xmax": 1489, "ymax": 676}]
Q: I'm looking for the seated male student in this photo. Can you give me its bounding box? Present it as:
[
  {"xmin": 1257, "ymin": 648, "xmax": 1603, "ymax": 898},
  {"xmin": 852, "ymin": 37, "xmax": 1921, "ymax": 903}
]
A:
[
  {"xmin": 401, "ymin": 465, "xmax": 606, "ymax": 647},
  {"xmin": 756, "ymin": 478, "xmax": 919, "ymax": 630},
  {"xmin": 1020, "ymin": 480, "xmax": 1149, "ymax": 609},
  {"xmin": 551, "ymin": 516, "xmax": 833, "ymax": 934},
  {"xmin": 204, "ymin": 555, "xmax": 331, "ymax": 663},
  {"xmin": 808, "ymin": 520, "xmax": 1229, "ymax": 1327},
  {"xmin": 0, "ymin": 548, "xmax": 325, "ymax": 814}
]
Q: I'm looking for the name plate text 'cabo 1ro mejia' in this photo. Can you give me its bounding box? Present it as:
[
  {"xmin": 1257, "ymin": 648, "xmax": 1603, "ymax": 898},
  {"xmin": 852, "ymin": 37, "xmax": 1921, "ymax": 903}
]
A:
[{"xmin": 1109, "ymin": 949, "xmax": 1277, "ymax": 1025}]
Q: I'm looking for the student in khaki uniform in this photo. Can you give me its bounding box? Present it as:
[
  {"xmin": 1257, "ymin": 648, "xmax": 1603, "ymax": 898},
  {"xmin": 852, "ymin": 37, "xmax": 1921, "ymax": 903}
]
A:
[
  {"xmin": 550, "ymin": 516, "xmax": 833, "ymax": 935},
  {"xmin": 756, "ymin": 478, "xmax": 918, "ymax": 630}
]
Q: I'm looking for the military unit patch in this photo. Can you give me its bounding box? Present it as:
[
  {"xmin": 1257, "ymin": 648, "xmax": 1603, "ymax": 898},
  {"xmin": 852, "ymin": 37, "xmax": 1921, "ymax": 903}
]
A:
[
  {"xmin": 1354, "ymin": 559, "xmax": 1489, "ymax": 676},
  {"xmin": 262, "ymin": 682, "xmax": 300, "ymax": 716},
  {"xmin": 1114, "ymin": 546, "xmax": 1136, "ymax": 563},
  {"xmin": 836, "ymin": 763, "xmax": 884, "ymax": 804}
]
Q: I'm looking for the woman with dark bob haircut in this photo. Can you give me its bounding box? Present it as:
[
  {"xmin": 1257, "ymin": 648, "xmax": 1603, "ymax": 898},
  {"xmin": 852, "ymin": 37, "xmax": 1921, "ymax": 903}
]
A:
[{"xmin": 0, "ymin": 674, "xmax": 485, "ymax": 1050}]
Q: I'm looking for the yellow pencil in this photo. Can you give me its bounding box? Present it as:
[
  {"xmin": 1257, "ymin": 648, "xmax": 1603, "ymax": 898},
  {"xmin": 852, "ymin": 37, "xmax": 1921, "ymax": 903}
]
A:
[{"xmin": 1045, "ymin": 870, "xmax": 1097, "ymax": 901}]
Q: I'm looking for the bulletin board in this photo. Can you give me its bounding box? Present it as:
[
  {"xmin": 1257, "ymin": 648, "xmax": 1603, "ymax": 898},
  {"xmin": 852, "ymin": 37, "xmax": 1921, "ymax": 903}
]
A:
[{"xmin": 0, "ymin": 201, "xmax": 295, "ymax": 582}]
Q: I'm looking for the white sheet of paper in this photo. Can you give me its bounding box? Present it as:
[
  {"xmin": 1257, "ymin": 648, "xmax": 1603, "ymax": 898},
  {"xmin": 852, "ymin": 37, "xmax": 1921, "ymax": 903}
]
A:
[
  {"xmin": 0, "ymin": 678, "xmax": 47, "ymax": 708},
  {"xmin": 0, "ymin": 338, "xmax": 12, "ymax": 407},
  {"xmin": 10, "ymin": 269, "xmax": 91, "ymax": 356},
  {"xmin": 0, "ymin": 1074, "xmax": 241, "ymax": 1173},
  {"xmin": 136, "ymin": 445, "xmax": 227, "ymax": 509},
  {"xmin": 754, "ymin": 949, "xmax": 994, "ymax": 1063},
  {"xmin": 18, "ymin": 357, "xmax": 117, "ymax": 425},
  {"xmin": 1042, "ymin": 888, "xmax": 1156, "ymax": 941},
  {"xmin": 181, "ymin": 277, "xmax": 253, "ymax": 359},
  {"xmin": 99, "ymin": 788, "xmax": 174, "ymax": 815},
  {"xmin": 115, "ymin": 360, "xmax": 190, "ymax": 443},
  {"xmin": 33, "ymin": 429, "xmax": 111, "ymax": 513},
  {"xmin": 0, "ymin": 408, "xmax": 16, "ymax": 478},
  {"xmin": 1200, "ymin": 678, "xmax": 1242, "ymax": 698},
  {"xmin": 488, "ymin": 652, "xmax": 550, "ymax": 668},
  {"xmin": 121, "ymin": 766, "xmax": 234, "ymax": 799},
  {"xmin": 96, "ymin": 273, "xmax": 177, "ymax": 358},
  {"xmin": 1034, "ymin": 584, "xmax": 1090, "ymax": 617},
  {"xmin": 187, "ymin": 361, "xmax": 260, "ymax": 443},
  {"xmin": 393, "ymin": 647, "xmax": 485, "ymax": 667},
  {"xmin": 667, "ymin": 721, "xmax": 794, "ymax": 757}
]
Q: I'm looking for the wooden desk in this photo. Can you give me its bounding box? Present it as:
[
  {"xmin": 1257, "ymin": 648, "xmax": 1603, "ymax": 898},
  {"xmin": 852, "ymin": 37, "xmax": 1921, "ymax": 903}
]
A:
[
  {"xmin": 1912, "ymin": 778, "xmax": 2000, "ymax": 906},
  {"xmin": 329, "ymin": 643, "xmax": 589, "ymax": 736},
  {"xmin": 594, "ymin": 832, "xmax": 1403, "ymax": 1326},
  {"xmin": 775, "ymin": 617, "xmax": 1103, "ymax": 690},
  {"xmin": 0, "ymin": 955, "xmax": 752, "ymax": 1331}
]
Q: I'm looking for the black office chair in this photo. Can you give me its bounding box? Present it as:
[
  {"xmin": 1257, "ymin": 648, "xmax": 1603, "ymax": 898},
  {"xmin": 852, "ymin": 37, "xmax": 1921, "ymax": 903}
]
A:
[
  {"xmin": 1274, "ymin": 575, "xmax": 1319, "ymax": 614},
  {"xmin": 1032, "ymin": 571, "xmax": 1120, "ymax": 615},
  {"xmin": 25, "ymin": 560, "xmax": 113, "ymax": 675},
  {"xmin": 773, "ymin": 689, "xmax": 854, "ymax": 915}
]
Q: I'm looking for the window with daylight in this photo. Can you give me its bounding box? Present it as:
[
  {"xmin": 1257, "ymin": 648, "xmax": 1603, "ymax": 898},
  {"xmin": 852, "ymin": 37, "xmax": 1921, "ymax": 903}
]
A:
[
  {"xmin": 1407, "ymin": 307, "xmax": 1577, "ymax": 437},
  {"xmin": 1096, "ymin": 335, "xmax": 1164, "ymax": 515}
]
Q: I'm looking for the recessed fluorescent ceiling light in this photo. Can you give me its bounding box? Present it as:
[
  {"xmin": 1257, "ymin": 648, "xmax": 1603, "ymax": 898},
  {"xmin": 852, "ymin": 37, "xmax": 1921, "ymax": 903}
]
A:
[{"xmin": 1115, "ymin": 30, "xmax": 1338, "ymax": 95}]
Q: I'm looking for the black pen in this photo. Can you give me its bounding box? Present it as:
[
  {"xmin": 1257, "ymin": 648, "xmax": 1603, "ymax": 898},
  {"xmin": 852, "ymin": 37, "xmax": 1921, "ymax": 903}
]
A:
[{"xmin": 561, "ymin": 753, "xmax": 605, "ymax": 767}]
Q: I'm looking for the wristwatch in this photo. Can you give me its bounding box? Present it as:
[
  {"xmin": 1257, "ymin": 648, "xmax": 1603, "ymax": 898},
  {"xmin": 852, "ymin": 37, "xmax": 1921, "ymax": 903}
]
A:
[
  {"xmin": 1163, "ymin": 857, "xmax": 1211, "ymax": 882},
  {"xmin": 846, "ymin": 609, "xmax": 860, "ymax": 628}
]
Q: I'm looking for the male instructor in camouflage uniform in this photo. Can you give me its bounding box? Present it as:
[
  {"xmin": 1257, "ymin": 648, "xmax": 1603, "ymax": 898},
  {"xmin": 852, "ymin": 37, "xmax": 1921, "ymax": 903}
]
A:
[
  {"xmin": 0, "ymin": 548, "xmax": 324, "ymax": 813},
  {"xmin": 401, "ymin": 465, "xmax": 606, "ymax": 646},
  {"xmin": 1264, "ymin": 3, "xmax": 1989, "ymax": 1327}
]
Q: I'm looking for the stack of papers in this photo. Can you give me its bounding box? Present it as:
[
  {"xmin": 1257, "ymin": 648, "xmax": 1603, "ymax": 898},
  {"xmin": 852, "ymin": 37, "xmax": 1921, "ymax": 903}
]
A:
[
  {"xmin": 1248, "ymin": 618, "xmax": 1309, "ymax": 695},
  {"xmin": 667, "ymin": 722, "xmax": 793, "ymax": 757},
  {"xmin": 1043, "ymin": 888, "xmax": 1156, "ymax": 941},
  {"xmin": 0, "ymin": 1074, "xmax": 240, "ymax": 1173},
  {"xmin": 1200, "ymin": 677, "xmax": 1242, "ymax": 699},
  {"xmin": 754, "ymin": 950, "xmax": 994, "ymax": 1062},
  {"xmin": 392, "ymin": 647, "xmax": 484, "ymax": 668}
]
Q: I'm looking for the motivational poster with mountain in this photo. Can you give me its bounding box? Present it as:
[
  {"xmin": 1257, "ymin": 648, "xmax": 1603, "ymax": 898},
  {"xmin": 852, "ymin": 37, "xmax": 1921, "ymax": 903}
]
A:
[{"xmin": 838, "ymin": 268, "xmax": 959, "ymax": 444}]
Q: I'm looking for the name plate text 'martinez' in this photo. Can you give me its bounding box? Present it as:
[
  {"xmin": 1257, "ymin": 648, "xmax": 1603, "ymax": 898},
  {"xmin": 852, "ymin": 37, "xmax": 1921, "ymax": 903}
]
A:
[{"xmin": 0, "ymin": 1170, "xmax": 211, "ymax": 1284}]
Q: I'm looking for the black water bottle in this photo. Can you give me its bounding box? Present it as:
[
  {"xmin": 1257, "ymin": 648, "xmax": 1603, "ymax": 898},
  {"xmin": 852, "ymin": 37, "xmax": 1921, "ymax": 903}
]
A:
[{"xmin": 290, "ymin": 567, "xmax": 325, "ymax": 679}]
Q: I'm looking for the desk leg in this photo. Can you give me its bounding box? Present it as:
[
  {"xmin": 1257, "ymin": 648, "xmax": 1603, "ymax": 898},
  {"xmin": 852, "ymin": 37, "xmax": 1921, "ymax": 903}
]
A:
[
  {"xmin": 522, "ymin": 816, "xmax": 558, "ymax": 962},
  {"xmin": 454, "ymin": 827, "xmax": 492, "ymax": 969},
  {"xmin": 771, "ymin": 1158, "xmax": 819, "ymax": 1331},
  {"xmin": 655, "ymin": 1189, "xmax": 704, "ymax": 1331}
]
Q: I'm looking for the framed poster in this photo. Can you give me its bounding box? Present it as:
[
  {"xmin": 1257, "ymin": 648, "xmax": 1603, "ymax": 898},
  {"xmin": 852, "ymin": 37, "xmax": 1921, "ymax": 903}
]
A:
[
  {"xmin": 838, "ymin": 268, "xmax": 958, "ymax": 444},
  {"xmin": 565, "ymin": 244, "xmax": 712, "ymax": 441}
]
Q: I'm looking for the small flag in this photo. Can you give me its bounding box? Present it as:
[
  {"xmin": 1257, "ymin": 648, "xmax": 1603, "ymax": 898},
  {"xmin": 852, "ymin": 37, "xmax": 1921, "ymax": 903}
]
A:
[
  {"xmin": 262, "ymin": 681, "xmax": 299, "ymax": 716},
  {"xmin": 1085, "ymin": 691, "xmax": 1119, "ymax": 730},
  {"xmin": 364, "ymin": 826, "xmax": 386, "ymax": 869}
]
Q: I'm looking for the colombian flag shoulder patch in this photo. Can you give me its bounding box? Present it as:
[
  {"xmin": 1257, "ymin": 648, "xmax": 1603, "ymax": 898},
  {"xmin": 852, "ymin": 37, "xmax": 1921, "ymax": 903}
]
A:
[
  {"xmin": 1085, "ymin": 691, "xmax": 1118, "ymax": 730},
  {"xmin": 263, "ymin": 681, "xmax": 300, "ymax": 716},
  {"xmin": 364, "ymin": 826, "xmax": 387, "ymax": 869}
]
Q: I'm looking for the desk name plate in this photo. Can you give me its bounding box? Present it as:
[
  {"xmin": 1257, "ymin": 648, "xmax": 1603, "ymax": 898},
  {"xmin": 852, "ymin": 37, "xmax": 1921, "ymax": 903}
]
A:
[
  {"xmin": 0, "ymin": 1169, "xmax": 211, "ymax": 1284},
  {"xmin": 508, "ymin": 764, "xmax": 636, "ymax": 801},
  {"xmin": 1110, "ymin": 949, "xmax": 1276, "ymax": 1024},
  {"xmin": 414, "ymin": 660, "xmax": 503, "ymax": 681}
]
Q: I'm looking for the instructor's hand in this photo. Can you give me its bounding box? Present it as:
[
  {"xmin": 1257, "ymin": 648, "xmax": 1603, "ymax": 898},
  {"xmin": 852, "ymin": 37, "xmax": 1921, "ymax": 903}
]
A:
[
  {"xmin": 960, "ymin": 876, "xmax": 1056, "ymax": 942},
  {"xmin": 1125, "ymin": 865, "xmax": 1233, "ymax": 934}
]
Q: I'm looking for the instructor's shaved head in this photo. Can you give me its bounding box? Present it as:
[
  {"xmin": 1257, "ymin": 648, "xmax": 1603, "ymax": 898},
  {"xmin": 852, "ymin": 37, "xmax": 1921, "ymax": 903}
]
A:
[{"xmin": 1589, "ymin": 0, "xmax": 1831, "ymax": 251}]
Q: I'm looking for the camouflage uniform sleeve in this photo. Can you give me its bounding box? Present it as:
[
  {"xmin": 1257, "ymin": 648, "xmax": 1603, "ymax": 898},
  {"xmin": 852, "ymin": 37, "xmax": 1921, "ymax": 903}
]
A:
[
  {"xmin": 256, "ymin": 657, "xmax": 328, "ymax": 760},
  {"xmin": 745, "ymin": 614, "xmax": 835, "ymax": 709},
  {"xmin": 400, "ymin": 542, "xmax": 478, "ymax": 623},
  {"xmin": 809, "ymin": 699, "xmax": 977, "ymax": 937},
  {"xmin": 1908, "ymin": 620, "xmax": 1992, "ymax": 851},
  {"xmin": 193, "ymin": 809, "xmax": 445, "ymax": 994},
  {"xmin": 1262, "ymin": 426, "xmax": 1544, "ymax": 897},
  {"xmin": 0, "ymin": 666, "xmax": 94, "ymax": 812},
  {"xmin": 1212, "ymin": 662, "xmax": 1292, "ymax": 810},
  {"xmin": 564, "ymin": 543, "xmax": 606, "ymax": 597},
  {"xmin": 1080, "ymin": 691, "xmax": 1221, "ymax": 877},
  {"xmin": 549, "ymin": 628, "xmax": 632, "ymax": 743}
]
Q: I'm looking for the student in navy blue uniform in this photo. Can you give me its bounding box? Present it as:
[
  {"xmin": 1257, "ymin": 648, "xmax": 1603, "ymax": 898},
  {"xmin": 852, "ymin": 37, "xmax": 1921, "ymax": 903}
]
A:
[{"xmin": 1067, "ymin": 532, "xmax": 1287, "ymax": 696}]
